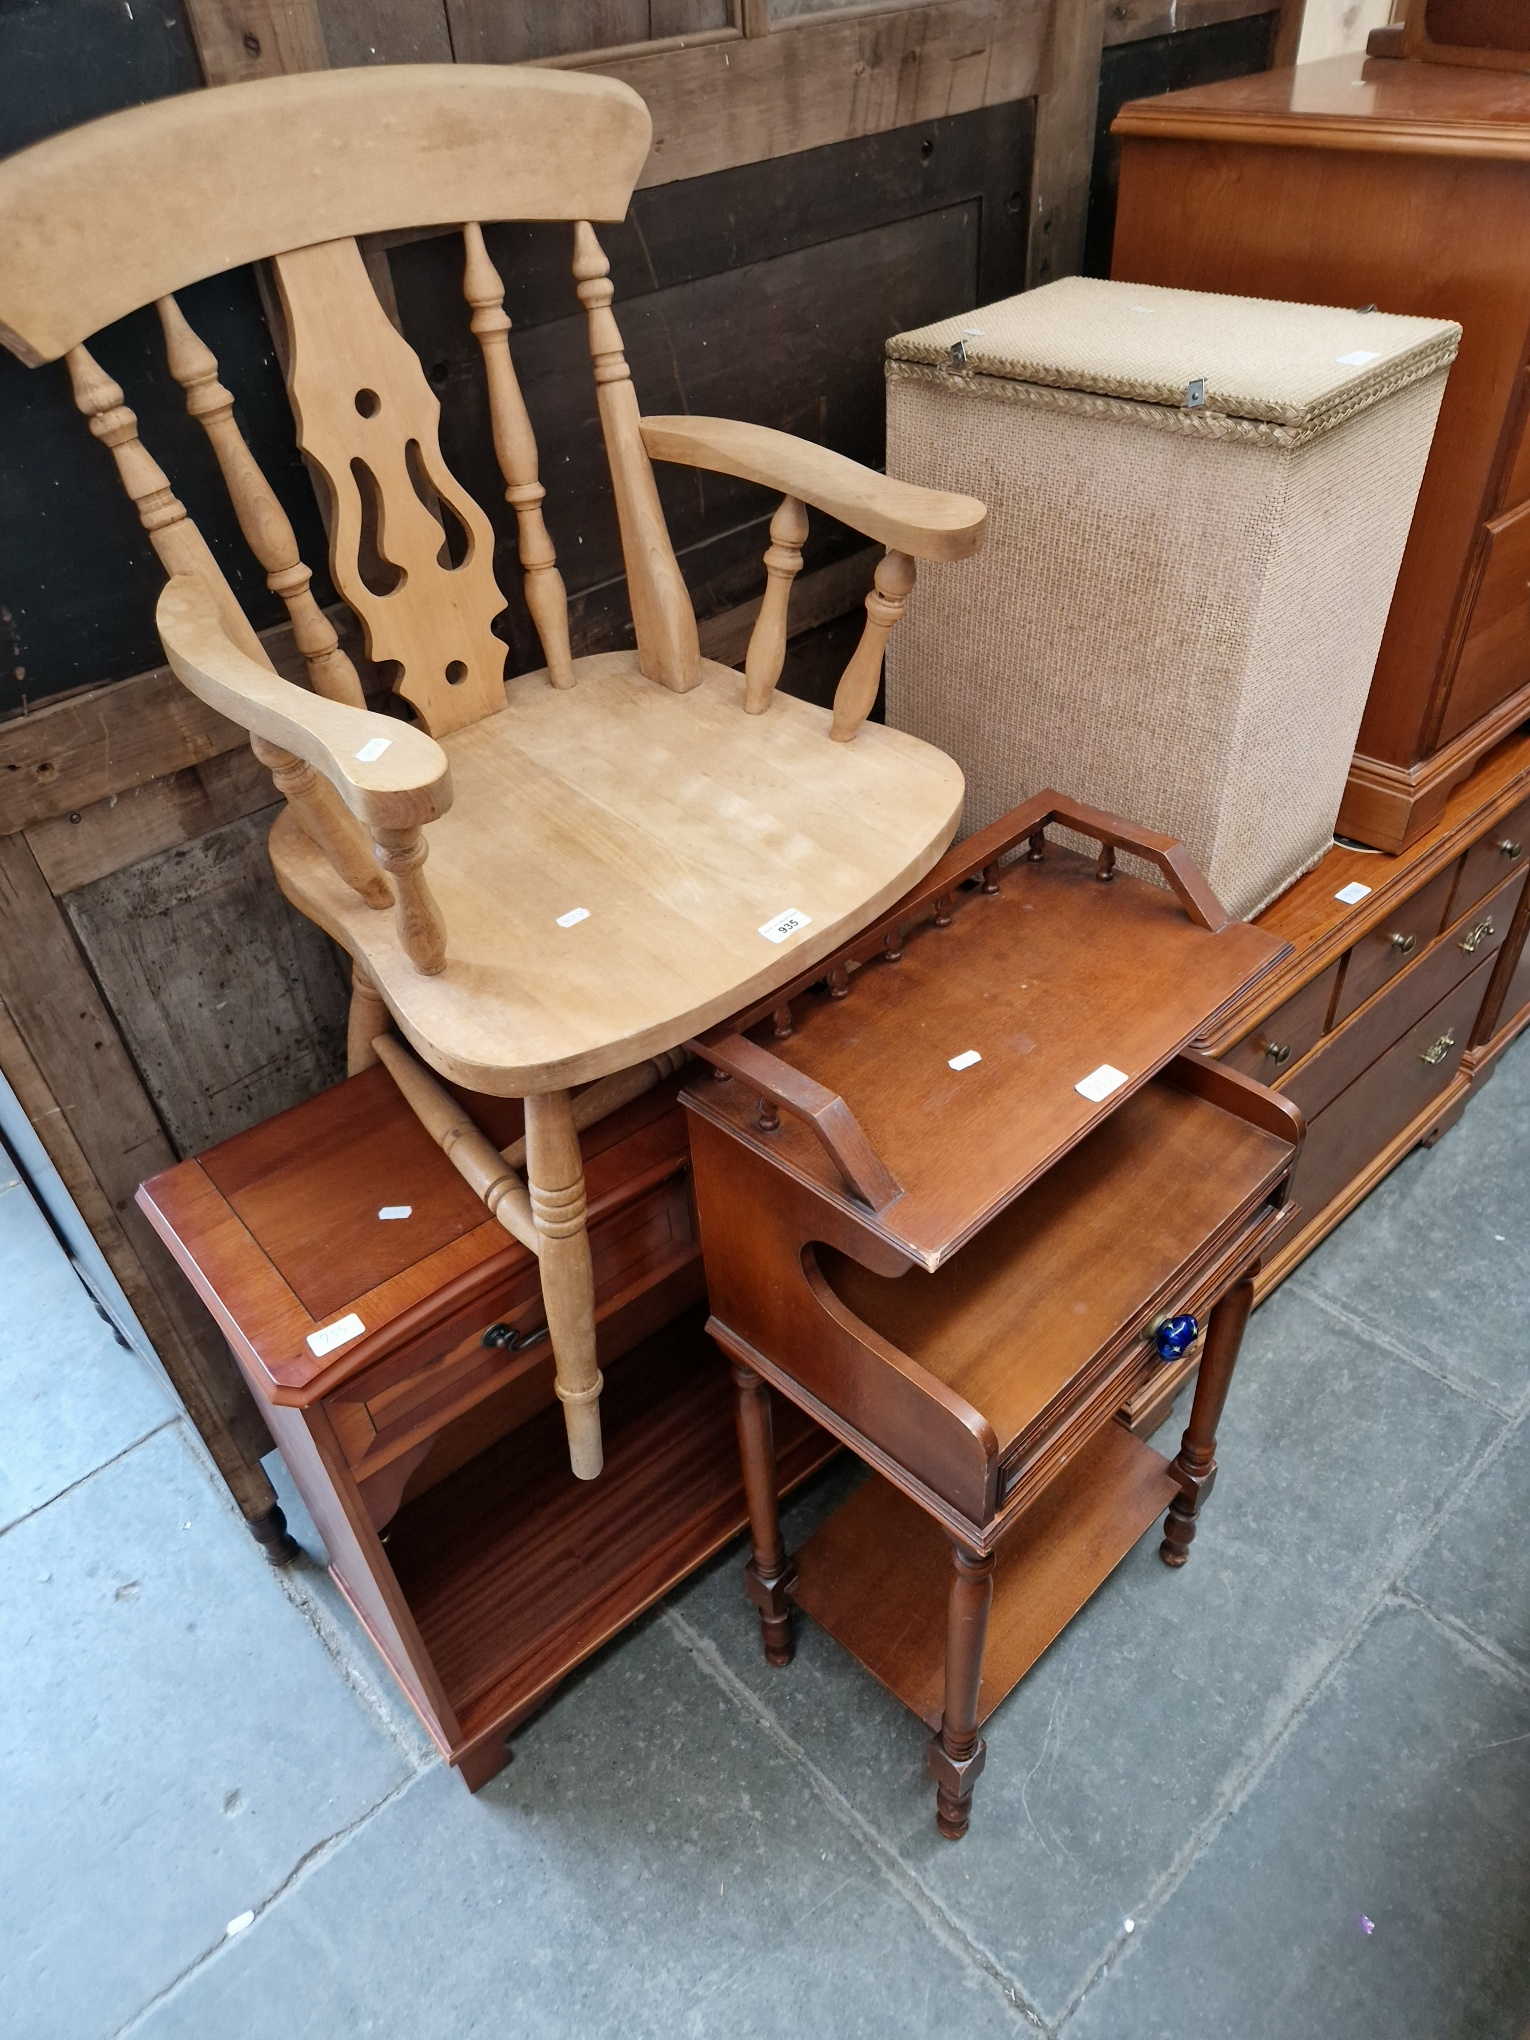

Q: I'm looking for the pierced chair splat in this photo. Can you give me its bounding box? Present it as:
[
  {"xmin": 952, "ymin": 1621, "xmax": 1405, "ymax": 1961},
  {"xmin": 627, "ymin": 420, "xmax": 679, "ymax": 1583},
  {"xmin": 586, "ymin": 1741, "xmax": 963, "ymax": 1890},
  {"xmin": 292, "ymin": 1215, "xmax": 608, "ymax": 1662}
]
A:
[{"xmin": 0, "ymin": 62, "xmax": 987, "ymax": 1481}]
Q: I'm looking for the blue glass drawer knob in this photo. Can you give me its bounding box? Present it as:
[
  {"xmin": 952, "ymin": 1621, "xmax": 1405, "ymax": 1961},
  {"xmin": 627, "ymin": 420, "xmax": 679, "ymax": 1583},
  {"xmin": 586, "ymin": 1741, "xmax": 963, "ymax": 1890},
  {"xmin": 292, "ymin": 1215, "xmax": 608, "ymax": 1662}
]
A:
[{"xmin": 1153, "ymin": 1313, "xmax": 1199, "ymax": 1362}]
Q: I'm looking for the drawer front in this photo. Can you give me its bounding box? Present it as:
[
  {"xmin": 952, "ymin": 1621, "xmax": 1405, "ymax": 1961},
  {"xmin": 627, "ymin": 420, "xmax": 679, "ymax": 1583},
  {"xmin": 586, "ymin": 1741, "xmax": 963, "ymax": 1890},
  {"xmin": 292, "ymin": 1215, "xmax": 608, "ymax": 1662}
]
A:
[
  {"xmin": 1330, "ymin": 862, "xmax": 1460, "ymax": 1026},
  {"xmin": 326, "ymin": 1171, "xmax": 697, "ymax": 1477},
  {"xmin": 1221, "ymin": 959, "xmax": 1341, "ymax": 1082},
  {"xmin": 1285, "ymin": 865, "xmax": 1526, "ymax": 1123},
  {"xmin": 1448, "ymin": 792, "xmax": 1530, "ymax": 922},
  {"xmin": 1441, "ymin": 499, "xmax": 1530, "ymax": 745},
  {"xmin": 1288, "ymin": 957, "xmax": 1492, "ymax": 1223}
]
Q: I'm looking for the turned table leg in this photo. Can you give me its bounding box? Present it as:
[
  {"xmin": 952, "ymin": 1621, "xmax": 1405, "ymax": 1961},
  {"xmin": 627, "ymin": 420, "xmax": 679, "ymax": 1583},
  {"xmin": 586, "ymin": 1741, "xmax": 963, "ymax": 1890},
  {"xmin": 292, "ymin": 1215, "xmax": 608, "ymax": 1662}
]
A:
[
  {"xmin": 928, "ymin": 1539, "xmax": 994, "ymax": 1840},
  {"xmin": 524, "ymin": 1090, "xmax": 604, "ymax": 1480},
  {"xmin": 731, "ymin": 1361, "xmax": 797, "ymax": 1666},
  {"xmin": 1161, "ymin": 1274, "xmax": 1255, "ymax": 1569}
]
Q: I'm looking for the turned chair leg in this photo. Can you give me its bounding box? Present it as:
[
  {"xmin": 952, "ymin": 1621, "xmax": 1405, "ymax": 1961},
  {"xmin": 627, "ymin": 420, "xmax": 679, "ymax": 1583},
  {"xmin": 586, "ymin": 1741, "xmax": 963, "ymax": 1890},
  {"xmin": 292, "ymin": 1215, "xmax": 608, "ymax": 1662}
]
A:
[
  {"xmin": 731, "ymin": 1361, "xmax": 797, "ymax": 1665},
  {"xmin": 346, "ymin": 959, "xmax": 389, "ymax": 1076},
  {"xmin": 928, "ymin": 1540, "xmax": 994, "ymax": 1840},
  {"xmin": 524, "ymin": 1090, "xmax": 604, "ymax": 1481},
  {"xmin": 1161, "ymin": 1275, "xmax": 1256, "ymax": 1569}
]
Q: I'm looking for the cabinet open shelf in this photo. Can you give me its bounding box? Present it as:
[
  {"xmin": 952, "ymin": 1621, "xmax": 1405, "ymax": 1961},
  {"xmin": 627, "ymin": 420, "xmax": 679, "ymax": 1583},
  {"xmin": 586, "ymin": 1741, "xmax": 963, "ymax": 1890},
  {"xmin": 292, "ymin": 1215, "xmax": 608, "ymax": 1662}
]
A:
[{"xmin": 380, "ymin": 1314, "xmax": 835, "ymax": 1750}]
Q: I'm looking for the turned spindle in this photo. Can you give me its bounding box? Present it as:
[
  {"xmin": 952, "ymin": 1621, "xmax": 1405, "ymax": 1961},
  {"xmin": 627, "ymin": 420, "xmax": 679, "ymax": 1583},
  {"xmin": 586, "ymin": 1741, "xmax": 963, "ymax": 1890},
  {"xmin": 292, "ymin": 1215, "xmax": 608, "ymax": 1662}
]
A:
[
  {"xmin": 372, "ymin": 1036, "xmax": 537, "ymax": 1250},
  {"xmin": 253, "ymin": 736, "xmax": 393, "ymax": 909},
  {"xmin": 830, "ymin": 548, "xmax": 916, "ymax": 742},
  {"xmin": 743, "ymin": 495, "xmax": 807, "ymax": 712},
  {"xmin": 370, "ymin": 826, "xmax": 448, "ymax": 975},
  {"xmin": 461, "ymin": 223, "xmax": 574, "ymax": 689},
  {"xmin": 157, "ymin": 295, "xmax": 367, "ymax": 709},
  {"xmin": 346, "ymin": 961, "xmax": 390, "ymax": 1076},
  {"xmin": 572, "ymin": 220, "xmax": 699, "ymax": 694}
]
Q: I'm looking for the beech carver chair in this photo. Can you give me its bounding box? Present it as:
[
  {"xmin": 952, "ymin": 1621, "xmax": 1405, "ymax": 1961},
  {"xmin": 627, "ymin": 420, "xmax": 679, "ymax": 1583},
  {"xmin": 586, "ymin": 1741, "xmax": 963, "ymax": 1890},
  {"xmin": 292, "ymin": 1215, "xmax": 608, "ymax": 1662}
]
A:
[{"xmin": 0, "ymin": 65, "xmax": 985, "ymax": 1480}]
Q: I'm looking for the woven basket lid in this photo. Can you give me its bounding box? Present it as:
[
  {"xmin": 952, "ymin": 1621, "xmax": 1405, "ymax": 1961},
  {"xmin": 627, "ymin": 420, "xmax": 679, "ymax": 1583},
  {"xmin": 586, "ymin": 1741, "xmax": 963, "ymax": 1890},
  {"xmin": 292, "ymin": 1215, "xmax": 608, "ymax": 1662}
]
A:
[{"xmin": 887, "ymin": 277, "xmax": 1460, "ymax": 433}]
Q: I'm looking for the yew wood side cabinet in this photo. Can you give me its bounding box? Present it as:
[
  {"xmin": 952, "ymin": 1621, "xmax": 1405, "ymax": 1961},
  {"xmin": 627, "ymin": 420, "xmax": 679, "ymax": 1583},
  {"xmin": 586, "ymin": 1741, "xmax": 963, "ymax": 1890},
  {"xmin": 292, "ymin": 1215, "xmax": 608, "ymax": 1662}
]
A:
[
  {"xmin": 1111, "ymin": 52, "xmax": 1530, "ymax": 852},
  {"xmin": 137, "ymin": 1067, "xmax": 834, "ymax": 1789},
  {"xmin": 680, "ymin": 796, "xmax": 1303, "ymax": 1839}
]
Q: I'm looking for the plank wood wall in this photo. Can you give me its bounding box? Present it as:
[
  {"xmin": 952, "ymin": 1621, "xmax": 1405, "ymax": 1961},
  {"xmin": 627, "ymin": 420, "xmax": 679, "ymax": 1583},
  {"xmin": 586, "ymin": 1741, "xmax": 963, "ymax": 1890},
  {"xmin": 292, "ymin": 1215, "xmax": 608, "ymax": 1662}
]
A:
[{"xmin": 0, "ymin": 0, "xmax": 1300, "ymax": 1525}]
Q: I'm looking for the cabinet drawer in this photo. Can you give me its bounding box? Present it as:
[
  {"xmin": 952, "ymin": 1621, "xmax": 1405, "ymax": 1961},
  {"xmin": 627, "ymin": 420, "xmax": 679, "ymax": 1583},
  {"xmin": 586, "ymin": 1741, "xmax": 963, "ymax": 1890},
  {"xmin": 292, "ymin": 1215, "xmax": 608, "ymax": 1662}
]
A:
[
  {"xmin": 1288, "ymin": 956, "xmax": 1493, "ymax": 1222},
  {"xmin": 1330, "ymin": 862, "xmax": 1459, "ymax": 1026},
  {"xmin": 326, "ymin": 1170, "xmax": 698, "ymax": 1478},
  {"xmin": 1221, "ymin": 959, "xmax": 1340, "ymax": 1082},
  {"xmin": 1284, "ymin": 865, "xmax": 1525, "ymax": 1122},
  {"xmin": 1448, "ymin": 792, "xmax": 1530, "ymax": 921},
  {"xmin": 1442, "ymin": 499, "xmax": 1530, "ymax": 745}
]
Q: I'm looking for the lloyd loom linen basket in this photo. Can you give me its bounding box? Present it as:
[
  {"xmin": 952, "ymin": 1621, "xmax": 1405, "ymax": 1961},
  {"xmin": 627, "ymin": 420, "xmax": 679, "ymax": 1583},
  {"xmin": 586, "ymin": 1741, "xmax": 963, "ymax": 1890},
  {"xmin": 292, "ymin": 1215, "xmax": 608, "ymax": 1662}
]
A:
[{"xmin": 884, "ymin": 278, "xmax": 1460, "ymax": 918}]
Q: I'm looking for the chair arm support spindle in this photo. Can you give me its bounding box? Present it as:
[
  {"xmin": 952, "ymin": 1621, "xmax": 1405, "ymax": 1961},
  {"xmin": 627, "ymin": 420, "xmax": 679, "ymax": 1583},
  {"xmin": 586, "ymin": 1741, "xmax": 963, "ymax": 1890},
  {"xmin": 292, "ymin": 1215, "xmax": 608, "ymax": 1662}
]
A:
[
  {"xmin": 370, "ymin": 826, "xmax": 448, "ymax": 975},
  {"xmin": 250, "ymin": 735, "xmax": 392, "ymax": 908},
  {"xmin": 744, "ymin": 495, "xmax": 807, "ymax": 713},
  {"xmin": 831, "ymin": 550, "xmax": 916, "ymax": 743}
]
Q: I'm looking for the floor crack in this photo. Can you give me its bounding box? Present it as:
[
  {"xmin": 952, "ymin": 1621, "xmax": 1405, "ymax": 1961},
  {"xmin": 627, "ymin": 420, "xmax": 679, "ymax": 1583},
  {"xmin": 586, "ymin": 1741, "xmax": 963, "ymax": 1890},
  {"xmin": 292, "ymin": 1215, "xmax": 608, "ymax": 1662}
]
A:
[{"xmin": 662, "ymin": 1605, "xmax": 1051, "ymax": 2035}]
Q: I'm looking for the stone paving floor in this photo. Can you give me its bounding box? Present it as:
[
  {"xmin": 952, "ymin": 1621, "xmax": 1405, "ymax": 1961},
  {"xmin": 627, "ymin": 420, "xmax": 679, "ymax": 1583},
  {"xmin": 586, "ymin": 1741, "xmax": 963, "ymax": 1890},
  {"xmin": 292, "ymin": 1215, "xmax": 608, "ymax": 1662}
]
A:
[{"xmin": 4, "ymin": 1036, "xmax": 1529, "ymax": 2039}]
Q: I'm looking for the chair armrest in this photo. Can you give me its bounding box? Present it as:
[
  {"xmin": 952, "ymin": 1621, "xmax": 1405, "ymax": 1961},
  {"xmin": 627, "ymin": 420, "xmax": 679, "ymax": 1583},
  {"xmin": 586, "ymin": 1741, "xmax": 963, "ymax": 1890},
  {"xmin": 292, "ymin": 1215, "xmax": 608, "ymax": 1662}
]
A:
[
  {"xmin": 157, "ymin": 574, "xmax": 451, "ymax": 829},
  {"xmin": 639, "ymin": 415, "xmax": 986, "ymax": 563}
]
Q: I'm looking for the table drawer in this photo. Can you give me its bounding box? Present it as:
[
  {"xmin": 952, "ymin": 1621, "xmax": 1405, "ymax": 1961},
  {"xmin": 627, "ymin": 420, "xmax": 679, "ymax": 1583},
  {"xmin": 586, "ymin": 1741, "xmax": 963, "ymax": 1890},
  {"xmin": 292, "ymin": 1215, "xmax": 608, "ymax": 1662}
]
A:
[
  {"xmin": 326, "ymin": 1170, "xmax": 698, "ymax": 1478},
  {"xmin": 1221, "ymin": 959, "xmax": 1341, "ymax": 1081},
  {"xmin": 1441, "ymin": 498, "xmax": 1530, "ymax": 745},
  {"xmin": 1287, "ymin": 956, "xmax": 1492, "ymax": 1222},
  {"xmin": 1330, "ymin": 862, "xmax": 1459, "ymax": 1026},
  {"xmin": 1447, "ymin": 792, "xmax": 1530, "ymax": 922},
  {"xmin": 1283, "ymin": 865, "xmax": 1526, "ymax": 1123}
]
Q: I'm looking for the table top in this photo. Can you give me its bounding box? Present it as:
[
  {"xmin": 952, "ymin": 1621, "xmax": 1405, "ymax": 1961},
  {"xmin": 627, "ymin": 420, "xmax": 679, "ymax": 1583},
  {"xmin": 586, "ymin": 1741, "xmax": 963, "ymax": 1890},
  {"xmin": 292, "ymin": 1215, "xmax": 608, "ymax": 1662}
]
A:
[
  {"xmin": 137, "ymin": 1066, "xmax": 689, "ymax": 1405},
  {"xmin": 1113, "ymin": 50, "xmax": 1530, "ymax": 156},
  {"xmin": 686, "ymin": 807, "xmax": 1287, "ymax": 1271}
]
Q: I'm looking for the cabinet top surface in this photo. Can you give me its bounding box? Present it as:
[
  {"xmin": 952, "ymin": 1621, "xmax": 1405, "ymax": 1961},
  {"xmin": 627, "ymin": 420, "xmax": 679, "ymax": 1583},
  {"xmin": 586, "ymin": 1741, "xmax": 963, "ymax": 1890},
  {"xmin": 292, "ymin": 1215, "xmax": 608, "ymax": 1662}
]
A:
[
  {"xmin": 1115, "ymin": 51, "xmax": 1530, "ymax": 153},
  {"xmin": 136, "ymin": 1067, "xmax": 688, "ymax": 1404},
  {"xmin": 686, "ymin": 842, "xmax": 1285, "ymax": 1268}
]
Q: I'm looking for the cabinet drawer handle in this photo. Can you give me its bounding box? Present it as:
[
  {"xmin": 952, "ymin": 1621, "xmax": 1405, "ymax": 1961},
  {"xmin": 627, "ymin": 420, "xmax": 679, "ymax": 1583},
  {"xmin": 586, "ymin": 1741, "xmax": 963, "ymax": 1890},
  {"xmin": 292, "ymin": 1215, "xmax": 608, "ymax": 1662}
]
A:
[
  {"xmin": 1419, "ymin": 1028, "xmax": 1456, "ymax": 1068},
  {"xmin": 1499, "ymin": 839, "xmax": 1524, "ymax": 860},
  {"xmin": 1459, "ymin": 916, "xmax": 1494, "ymax": 955},
  {"xmin": 1152, "ymin": 1313, "xmax": 1199, "ymax": 1361},
  {"xmin": 482, "ymin": 1321, "xmax": 549, "ymax": 1352},
  {"xmin": 1389, "ymin": 932, "xmax": 1416, "ymax": 955},
  {"xmin": 1263, "ymin": 1041, "xmax": 1292, "ymax": 1066}
]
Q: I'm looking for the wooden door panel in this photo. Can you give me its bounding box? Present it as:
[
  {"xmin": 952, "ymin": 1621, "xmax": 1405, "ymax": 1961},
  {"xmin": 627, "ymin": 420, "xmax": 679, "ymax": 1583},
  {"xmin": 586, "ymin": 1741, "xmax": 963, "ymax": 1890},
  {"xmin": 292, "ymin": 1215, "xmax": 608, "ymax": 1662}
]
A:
[{"xmin": 1440, "ymin": 498, "xmax": 1530, "ymax": 745}]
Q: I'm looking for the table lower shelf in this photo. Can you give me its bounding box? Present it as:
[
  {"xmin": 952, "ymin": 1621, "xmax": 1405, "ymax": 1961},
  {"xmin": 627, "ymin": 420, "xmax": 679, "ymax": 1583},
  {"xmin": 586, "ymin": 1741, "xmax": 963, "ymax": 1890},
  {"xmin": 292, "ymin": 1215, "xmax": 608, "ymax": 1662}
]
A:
[
  {"xmin": 380, "ymin": 1312, "xmax": 836, "ymax": 1761},
  {"xmin": 791, "ymin": 1420, "xmax": 1178, "ymax": 1731}
]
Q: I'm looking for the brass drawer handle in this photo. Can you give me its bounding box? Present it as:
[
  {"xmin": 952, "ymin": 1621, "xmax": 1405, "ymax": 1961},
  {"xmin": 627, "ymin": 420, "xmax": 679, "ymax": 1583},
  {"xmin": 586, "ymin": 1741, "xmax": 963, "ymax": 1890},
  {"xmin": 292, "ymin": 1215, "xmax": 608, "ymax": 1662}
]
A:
[
  {"xmin": 1459, "ymin": 916, "xmax": 1494, "ymax": 956},
  {"xmin": 1263, "ymin": 1041, "xmax": 1292, "ymax": 1066},
  {"xmin": 1389, "ymin": 932, "xmax": 1416, "ymax": 955},
  {"xmin": 1419, "ymin": 1028, "xmax": 1456, "ymax": 1068},
  {"xmin": 1499, "ymin": 839, "xmax": 1524, "ymax": 860}
]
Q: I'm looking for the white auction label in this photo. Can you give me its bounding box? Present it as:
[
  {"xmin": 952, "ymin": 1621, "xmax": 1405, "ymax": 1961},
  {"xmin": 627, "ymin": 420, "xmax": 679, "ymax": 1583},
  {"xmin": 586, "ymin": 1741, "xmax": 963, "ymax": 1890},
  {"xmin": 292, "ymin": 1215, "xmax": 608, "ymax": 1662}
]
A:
[
  {"xmin": 377, "ymin": 1205, "xmax": 412, "ymax": 1221},
  {"xmin": 948, "ymin": 1050, "xmax": 982, "ymax": 1072},
  {"xmin": 758, "ymin": 909, "xmax": 810, "ymax": 944},
  {"xmin": 556, "ymin": 907, "xmax": 590, "ymax": 928},
  {"xmin": 1334, "ymin": 881, "xmax": 1372, "ymax": 906},
  {"xmin": 306, "ymin": 1312, "xmax": 364, "ymax": 1357},
  {"xmin": 1336, "ymin": 350, "xmax": 1380, "ymax": 367},
  {"xmin": 1075, "ymin": 1063, "xmax": 1128, "ymax": 1103},
  {"xmin": 355, "ymin": 736, "xmax": 391, "ymax": 762}
]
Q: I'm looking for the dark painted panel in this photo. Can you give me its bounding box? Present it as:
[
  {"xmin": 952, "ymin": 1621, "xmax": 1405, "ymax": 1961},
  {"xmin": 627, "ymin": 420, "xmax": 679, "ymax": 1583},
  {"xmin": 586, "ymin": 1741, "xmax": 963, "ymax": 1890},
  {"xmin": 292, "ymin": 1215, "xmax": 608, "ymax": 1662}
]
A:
[{"xmin": 1084, "ymin": 14, "xmax": 1278, "ymax": 282}]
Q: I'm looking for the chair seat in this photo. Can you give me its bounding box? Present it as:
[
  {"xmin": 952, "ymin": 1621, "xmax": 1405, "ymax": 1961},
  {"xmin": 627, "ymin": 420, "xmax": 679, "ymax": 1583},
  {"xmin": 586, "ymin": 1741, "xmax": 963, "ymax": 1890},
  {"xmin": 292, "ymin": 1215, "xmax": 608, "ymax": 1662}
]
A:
[{"xmin": 271, "ymin": 652, "xmax": 964, "ymax": 1094}]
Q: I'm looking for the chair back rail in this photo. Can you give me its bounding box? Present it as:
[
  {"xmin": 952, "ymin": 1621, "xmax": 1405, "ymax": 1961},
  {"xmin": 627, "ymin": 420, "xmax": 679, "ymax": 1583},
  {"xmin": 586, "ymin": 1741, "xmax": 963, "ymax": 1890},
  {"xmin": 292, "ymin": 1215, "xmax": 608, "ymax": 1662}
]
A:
[{"xmin": 0, "ymin": 66, "xmax": 650, "ymax": 365}]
